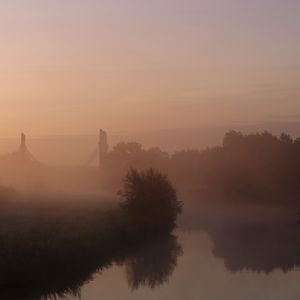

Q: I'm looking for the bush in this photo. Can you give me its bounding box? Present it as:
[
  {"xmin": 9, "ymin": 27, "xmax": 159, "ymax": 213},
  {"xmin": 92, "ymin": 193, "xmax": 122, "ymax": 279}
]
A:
[{"xmin": 120, "ymin": 168, "xmax": 182, "ymax": 233}]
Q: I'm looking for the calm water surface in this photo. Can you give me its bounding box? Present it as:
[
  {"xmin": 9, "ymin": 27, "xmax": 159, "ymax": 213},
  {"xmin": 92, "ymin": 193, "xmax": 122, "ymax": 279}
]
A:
[{"xmin": 66, "ymin": 227, "xmax": 300, "ymax": 300}]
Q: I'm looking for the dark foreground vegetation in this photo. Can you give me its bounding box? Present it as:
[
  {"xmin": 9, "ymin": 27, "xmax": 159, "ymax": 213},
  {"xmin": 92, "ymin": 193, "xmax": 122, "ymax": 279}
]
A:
[
  {"xmin": 1, "ymin": 130, "xmax": 299, "ymax": 298},
  {"xmin": 120, "ymin": 169, "xmax": 182, "ymax": 233},
  {"xmin": 0, "ymin": 169, "xmax": 182, "ymax": 300},
  {"xmin": 101, "ymin": 131, "xmax": 300, "ymax": 206}
]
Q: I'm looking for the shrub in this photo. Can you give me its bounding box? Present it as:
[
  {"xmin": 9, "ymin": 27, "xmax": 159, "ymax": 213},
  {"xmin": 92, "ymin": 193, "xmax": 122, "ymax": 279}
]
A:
[{"xmin": 120, "ymin": 168, "xmax": 182, "ymax": 233}]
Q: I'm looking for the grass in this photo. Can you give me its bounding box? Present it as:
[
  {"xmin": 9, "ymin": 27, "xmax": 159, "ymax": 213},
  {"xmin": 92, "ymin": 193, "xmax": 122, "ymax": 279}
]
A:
[{"xmin": 0, "ymin": 190, "xmax": 182, "ymax": 300}]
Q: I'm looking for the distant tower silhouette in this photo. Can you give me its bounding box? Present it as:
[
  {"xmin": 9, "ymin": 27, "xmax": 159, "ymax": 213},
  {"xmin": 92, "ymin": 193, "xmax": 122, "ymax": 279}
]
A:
[
  {"xmin": 98, "ymin": 129, "xmax": 108, "ymax": 168},
  {"xmin": 20, "ymin": 132, "xmax": 27, "ymax": 158}
]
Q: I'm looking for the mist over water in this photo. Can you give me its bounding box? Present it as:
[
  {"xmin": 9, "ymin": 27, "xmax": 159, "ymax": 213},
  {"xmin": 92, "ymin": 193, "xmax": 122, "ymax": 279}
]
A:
[
  {"xmin": 1, "ymin": 1, "xmax": 300, "ymax": 299},
  {"xmin": 1, "ymin": 184, "xmax": 299, "ymax": 300},
  {"xmin": 63, "ymin": 201, "xmax": 300, "ymax": 300},
  {"xmin": 0, "ymin": 130, "xmax": 300, "ymax": 299}
]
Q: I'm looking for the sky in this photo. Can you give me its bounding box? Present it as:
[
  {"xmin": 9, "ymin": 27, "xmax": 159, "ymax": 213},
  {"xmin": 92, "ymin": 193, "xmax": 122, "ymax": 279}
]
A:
[{"xmin": 0, "ymin": 0, "xmax": 299, "ymax": 137}]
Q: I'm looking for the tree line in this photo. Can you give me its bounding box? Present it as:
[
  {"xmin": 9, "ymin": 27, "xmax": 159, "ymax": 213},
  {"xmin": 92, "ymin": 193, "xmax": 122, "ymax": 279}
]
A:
[{"xmin": 101, "ymin": 131, "xmax": 300, "ymax": 204}]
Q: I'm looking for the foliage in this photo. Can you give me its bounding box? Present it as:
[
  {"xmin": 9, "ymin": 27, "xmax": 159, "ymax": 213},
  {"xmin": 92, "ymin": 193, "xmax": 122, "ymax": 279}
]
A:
[
  {"xmin": 0, "ymin": 194, "xmax": 182, "ymax": 300},
  {"xmin": 102, "ymin": 131, "xmax": 300, "ymax": 204},
  {"xmin": 120, "ymin": 169, "xmax": 182, "ymax": 232}
]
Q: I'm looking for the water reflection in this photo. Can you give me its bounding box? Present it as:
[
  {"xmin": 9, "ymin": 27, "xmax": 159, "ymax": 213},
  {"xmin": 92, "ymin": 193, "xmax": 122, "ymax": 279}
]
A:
[
  {"xmin": 126, "ymin": 235, "xmax": 183, "ymax": 290},
  {"xmin": 2, "ymin": 204, "xmax": 300, "ymax": 299},
  {"xmin": 182, "ymin": 203, "xmax": 300, "ymax": 274},
  {"xmin": 0, "ymin": 234, "xmax": 182, "ymax": 300},
  {"xmin": 209, "ymin": 220, "xmax": 300, "ymax": 273}
]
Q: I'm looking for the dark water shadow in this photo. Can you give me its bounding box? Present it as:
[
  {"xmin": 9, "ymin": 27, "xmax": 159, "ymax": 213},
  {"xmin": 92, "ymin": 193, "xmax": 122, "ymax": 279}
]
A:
[
  {"xmin": 208, "ymin": 220, "xmax": 300, "ymax": 273},
  {"xmin": 181, "ymin": 200, "xmax": 300, "ymax": 274},
  {"xmin": 126, "ymin": 235, "xmax": 183, "ymax": 290},
  {"xmin": 0, "ymin": 233, "xmax": 182, "ymax": 300}
]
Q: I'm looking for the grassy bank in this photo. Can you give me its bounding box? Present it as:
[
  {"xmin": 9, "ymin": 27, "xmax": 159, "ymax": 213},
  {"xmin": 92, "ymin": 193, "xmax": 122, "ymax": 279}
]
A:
[{"xmin": 0, "ymin": 191, "xmax": 182, "ymax": 300}]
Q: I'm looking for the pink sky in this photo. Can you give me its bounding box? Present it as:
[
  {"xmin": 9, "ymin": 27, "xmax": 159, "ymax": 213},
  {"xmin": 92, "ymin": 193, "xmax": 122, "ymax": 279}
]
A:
[{"xmin": 0, "ymin": 0, "xmax": 299, "ymax": 137}]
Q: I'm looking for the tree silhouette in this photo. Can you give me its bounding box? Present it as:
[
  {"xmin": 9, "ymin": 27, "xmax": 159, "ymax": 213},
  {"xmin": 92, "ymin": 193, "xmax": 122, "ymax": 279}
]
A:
[
  {"xmin": 120, "ymin": 169, "xmax": 182, "ymax": 233},
  {"xmin": 100, "ymin": 130, "xmax": 300, "ymax": 204}
]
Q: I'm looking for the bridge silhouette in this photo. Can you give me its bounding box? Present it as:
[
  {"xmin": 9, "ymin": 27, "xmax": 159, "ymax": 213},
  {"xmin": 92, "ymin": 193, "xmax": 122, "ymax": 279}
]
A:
[{"xmin": 14, "ymin": 129, "xmax": 109, "ymax": 167}]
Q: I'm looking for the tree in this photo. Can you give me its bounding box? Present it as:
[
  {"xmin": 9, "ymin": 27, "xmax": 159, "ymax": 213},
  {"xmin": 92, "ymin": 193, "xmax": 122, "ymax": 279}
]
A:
[
  {"xmin": 223, "ymin": 131, "xmax": 243, "ymax": 148},
  {"xmin": 120, "ymin": 169, "xmax": 182, "ymax": 233}
]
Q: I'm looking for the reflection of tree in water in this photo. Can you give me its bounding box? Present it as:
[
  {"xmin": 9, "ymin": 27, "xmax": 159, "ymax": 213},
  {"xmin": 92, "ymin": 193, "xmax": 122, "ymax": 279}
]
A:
[
  {"xmin": 210, "ymin": 220, "xmax": 300, "ymax": 273},
  {"xmin": 0, "ymin": 167, "xmax": 183, "ymax": 300},
  {"xmin": 0, "ymin": 233, "xmax": 182, "ymax": 300},
  {"xmin": 183, "ymin": 204, "xmax": 300, "ymax": 274},
  {"xmin": 125, "ymin": 235, "xmax": 183, "ymax": 290}
]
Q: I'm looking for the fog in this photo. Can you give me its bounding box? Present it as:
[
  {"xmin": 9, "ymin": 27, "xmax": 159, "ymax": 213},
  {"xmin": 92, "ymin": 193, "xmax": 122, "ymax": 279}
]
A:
[
  {"xmin": 1, "ymin": 1, "xmax": 300, "ymax": 299},
  {"xmin": 2, "ymin": 120, "xmax": 300, "ymax": 165},
  {"xmin": 1, "ymin": 129, "xmax": 300, "ymax": 207}
]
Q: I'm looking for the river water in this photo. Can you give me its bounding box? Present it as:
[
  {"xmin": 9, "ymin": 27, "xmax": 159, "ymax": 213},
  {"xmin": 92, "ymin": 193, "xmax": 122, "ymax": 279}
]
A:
[{"xmin": 65, "ymin": 219, "xmax": 300, "ymax": 300}]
